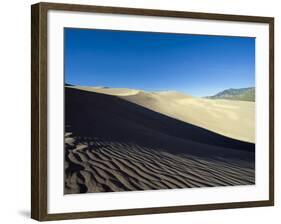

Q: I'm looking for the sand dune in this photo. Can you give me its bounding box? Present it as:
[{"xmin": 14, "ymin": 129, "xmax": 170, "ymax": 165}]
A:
[
  {"xmin": 64, "ymin": 87, "xmax": 255, "ymax": 194},
  {"xmin": 69, "ymin": 86, "xmax": 140, "ymax": 96},
  {"xmin": 70, "ymin": 86, "xmax": 255, "ymax": 143}
]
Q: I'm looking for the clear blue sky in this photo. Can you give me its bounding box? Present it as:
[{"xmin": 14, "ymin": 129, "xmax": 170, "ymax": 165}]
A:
[{"xmin": 64, "ymin": 28, "xmax": 255, "ymax": 96}]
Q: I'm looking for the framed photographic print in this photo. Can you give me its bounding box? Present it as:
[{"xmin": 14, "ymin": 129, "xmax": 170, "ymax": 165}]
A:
[{"xmin": 31, "ymin": 2, "xmax": 274, "ymax": 221}]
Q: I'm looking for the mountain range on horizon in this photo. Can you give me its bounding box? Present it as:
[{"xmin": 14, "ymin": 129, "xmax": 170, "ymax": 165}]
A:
[{"xmin": 206, "ymin": 87, "xmax": 255, "ymax": 102}]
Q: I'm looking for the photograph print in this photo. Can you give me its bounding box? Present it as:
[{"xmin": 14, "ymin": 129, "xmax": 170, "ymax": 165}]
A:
[{"xmin": 64, "ymin": 28, "xmax": 255, "ymax": 194}]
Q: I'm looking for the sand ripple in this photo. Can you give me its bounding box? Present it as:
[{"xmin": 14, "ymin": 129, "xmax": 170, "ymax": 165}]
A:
[{"xmin": 65, "ymin": 133, "xmax": 255, "ymax": 194}]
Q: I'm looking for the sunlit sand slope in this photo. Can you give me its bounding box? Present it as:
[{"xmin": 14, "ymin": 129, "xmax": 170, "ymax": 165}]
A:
[
  {"xmin": 122, "ymin": 92, "xmax": 255, "ymax": 143},
  {"xmin": 71, "ymin": 86, "xmax": 140, "ymax": 96}
]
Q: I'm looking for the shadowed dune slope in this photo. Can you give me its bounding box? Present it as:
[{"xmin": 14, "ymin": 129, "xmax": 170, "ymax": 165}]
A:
[
  {"xmin": 64, "ymin": 87, "xmax": 255, "ymax": 194},
  {"xmin": 70, "ymin": 86, "xmax": 255, "ymax": 143}
]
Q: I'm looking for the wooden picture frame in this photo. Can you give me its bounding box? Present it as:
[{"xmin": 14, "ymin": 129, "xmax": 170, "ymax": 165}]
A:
[{"xmin": 31, "ymin": 2, "xmax": 274, "ymax": 221}]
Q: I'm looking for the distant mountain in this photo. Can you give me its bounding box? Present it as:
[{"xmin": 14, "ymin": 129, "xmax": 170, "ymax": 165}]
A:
[
  {"xmin": 206, "ymin": 87, "xmax": 255, "ymax": 102},
  {"xmin": 65, "ymin": 83, "xmax": 74, "ymax": 86}
]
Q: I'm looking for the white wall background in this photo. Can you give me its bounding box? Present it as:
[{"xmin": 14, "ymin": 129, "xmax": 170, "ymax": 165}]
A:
[{"xmin": 0, "ymin": 0, "xmax": 279, "ymax": 223}]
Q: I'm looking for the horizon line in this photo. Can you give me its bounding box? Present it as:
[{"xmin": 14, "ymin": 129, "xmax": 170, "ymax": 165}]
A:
[{"xmin": 65, "ymin": 83, "xmax": 255, "ymax": 97}]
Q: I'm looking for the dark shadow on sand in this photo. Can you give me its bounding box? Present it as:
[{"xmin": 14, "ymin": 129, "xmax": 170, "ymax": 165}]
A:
[{"xmin": 65, "ymin": 87, "xmax": 255, "ymax": 162}]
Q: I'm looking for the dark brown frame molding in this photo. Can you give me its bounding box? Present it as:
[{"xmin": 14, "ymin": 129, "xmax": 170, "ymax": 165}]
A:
[{"xmin": 31, "ymin": 2, "xmax": 274, "ymax": 221}]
